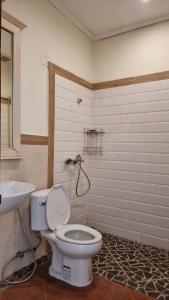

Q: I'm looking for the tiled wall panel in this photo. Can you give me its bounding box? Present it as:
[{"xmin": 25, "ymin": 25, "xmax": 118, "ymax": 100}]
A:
[
  {"xmin": 54, "ymin": 75, "xmax": 92, "ymax": 224},
  {"xmin": 54, "ymin": 76, "xmax": 169, "ymax": 249},
  {"xmin": 87, "ymin": 79, "xmax": 169, "ymax": 250}
]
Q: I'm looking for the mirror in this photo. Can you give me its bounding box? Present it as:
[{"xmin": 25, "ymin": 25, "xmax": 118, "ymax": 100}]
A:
[
  {"xmin": 1, "ymin": 16, "xmax": 22, "ymax": 159},
  {"xmin": 1, "ymin": 28, "xmax": 13, "ymax": 149}
]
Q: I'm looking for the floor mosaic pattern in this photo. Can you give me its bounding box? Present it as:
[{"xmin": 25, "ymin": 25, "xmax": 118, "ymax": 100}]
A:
[
  {"xmin": 93, "ymin": 233, "xmax": 169, "ymax": 300},
  {"xmin": 0, "ymin": 233, "xmax": 169, "ymax": 299}
]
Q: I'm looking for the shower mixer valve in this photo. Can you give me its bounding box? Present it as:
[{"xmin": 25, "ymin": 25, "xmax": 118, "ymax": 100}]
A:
[{"xmin": 65, "ymin": 155, "xmax": 84, "ymax": 165}]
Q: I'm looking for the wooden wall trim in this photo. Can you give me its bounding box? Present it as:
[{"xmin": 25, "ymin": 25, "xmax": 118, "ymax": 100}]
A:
[
  {"xmin": 1, "ymin": 53, "xmax": 11, "ymax": 62},
  {"xmin": 1, "ymin": 97, "xmax": 11, "ymax": 105},
  {"xmin": 49, "ymin": 63, "xmax": 93, "ymax": 90},
  {"xmin": 48, "ymin": 63, "xmax": 55, "ymax": 188},
  {"xmin": 93, "ymin": 71, "xmax": 169, "ymax": 90},
  {"xmin": 2, "ymin": 10, "xmax": 27, "ymax": 30},
  {"xmin": 21, "ymin": 134, "xmax": 48, "ymax": 145}
]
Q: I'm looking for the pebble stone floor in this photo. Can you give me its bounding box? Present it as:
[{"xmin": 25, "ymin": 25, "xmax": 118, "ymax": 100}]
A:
[
  {"xmin": 0, "ymin": 233, "xmax": 169, "ymax": 300},
  {"xmin": 92, "ymin": 233, "xmax": 169, "ymax": 300}
]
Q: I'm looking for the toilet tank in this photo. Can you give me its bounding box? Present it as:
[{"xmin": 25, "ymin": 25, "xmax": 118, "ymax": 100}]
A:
[{"xmin": 31, "ymin": 189, "xmax": 49, "ymax": 231}]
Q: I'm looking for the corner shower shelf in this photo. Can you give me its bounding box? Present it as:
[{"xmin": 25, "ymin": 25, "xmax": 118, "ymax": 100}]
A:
[{"xmin": 83, "ymin": 128, "xmax": 105, "ymax": 155}]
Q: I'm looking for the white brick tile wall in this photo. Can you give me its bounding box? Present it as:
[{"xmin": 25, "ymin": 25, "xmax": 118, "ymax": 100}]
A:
[
  {"xmin": 88, "ymin": 79, "xmax": 169, "ymax": 250},
  {"xmin": 54, "ymin": 76, "xmax": 169, "ymax": 249},
  {"xmin": 54, "ymin": 75, "xmax": 92, "ymax": 224}
]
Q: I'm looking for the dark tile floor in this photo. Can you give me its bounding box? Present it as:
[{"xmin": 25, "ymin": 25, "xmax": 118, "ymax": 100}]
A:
[
  {"xmin": 0, "ymin": 233, "xmax": 169, "ymax": 300},
  {"xmin": 93, "ymin": 233, "xmax": 169, "ymax": 300}
]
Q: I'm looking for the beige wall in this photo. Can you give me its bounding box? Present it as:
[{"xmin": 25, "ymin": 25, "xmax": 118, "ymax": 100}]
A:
[
  {"xmin": 0, "ymin": 145, "xmax": 48, "ymax": 279},
  {"xmin": 93, "ymin": 21, "xmax": 169, "ymax": 82},
  {"xmin": 2, "ymin": 0, "xmax": 169, "ymax": 278},
  {"xmin": 1, "ymin": 0, "xmax": 93, "ymax": 278},
  {"xmin": 2, "ymin": 0, "xmax": 93, "ymax": 136},
  {"xmin": 3, "ymin": 0, "xmax": 169, "ymax": 134}
]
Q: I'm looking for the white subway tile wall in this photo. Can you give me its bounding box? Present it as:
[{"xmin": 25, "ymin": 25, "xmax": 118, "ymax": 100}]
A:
[
  {"xmin": 54, "ymin": 75, "xmax": 92, "ymax": 224},
  {"xmin": 54, "ymin": 76, "xmax": 169, "ymax": 249},
  {"xmin": 89, "ymin": 79, "xmax": 169, "ymax": 250}
]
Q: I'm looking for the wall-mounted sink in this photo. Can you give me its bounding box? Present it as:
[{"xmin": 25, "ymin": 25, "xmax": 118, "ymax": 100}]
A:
[{"xmin": 0, "ymin": 181, "xmax": 35, "ymax": 214}]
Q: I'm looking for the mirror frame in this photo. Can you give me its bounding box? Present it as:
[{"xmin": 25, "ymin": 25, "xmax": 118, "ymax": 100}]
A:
[{"xmin": 1, "ymin": 17, "xmax": 21, "ymax": 159}]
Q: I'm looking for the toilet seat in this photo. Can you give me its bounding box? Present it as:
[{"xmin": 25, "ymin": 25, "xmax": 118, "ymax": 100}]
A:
[
  {"xmin": 46, "ymin": 185, "xmax": 70, "ymax": 230},
  {"xmin": 55, "ymin": 224, "xmax": 102, "ymax": 245}
]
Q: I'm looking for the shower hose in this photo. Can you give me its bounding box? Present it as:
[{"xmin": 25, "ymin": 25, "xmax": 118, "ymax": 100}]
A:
[
  {"xmin": 75, "ymin": 157, "xmax": 90, "ymax": 198},
  {"xmin": 2, "ymin": 207, "xmax": 41, "ymax": 285}
]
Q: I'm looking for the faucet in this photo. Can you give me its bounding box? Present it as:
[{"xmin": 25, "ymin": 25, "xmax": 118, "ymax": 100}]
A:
[
  {"xmin": 65, "ymin": 154, "xmax": 84, "ymax": 165},
  {"xmin": 75, "ymin": 154, "xmax": 84, "ymax": 164}
]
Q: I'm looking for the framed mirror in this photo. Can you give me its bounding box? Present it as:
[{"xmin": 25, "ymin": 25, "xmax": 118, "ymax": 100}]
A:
[
  {"xmin": 1, "ymin": 16, "xmax": 22, "ymax": 159},
  {"xmin": 1, "ymin": 28, "xmax": 13, "ymax": 149}
]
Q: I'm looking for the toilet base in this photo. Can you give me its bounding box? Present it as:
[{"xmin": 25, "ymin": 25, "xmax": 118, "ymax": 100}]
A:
[
  {"xmin": 49, "ymin": 257, "xmax": 93, "ymax": 287},
  {"xmin": 48, "ymin": 240, "xmax": 93, "ymax": 287}
]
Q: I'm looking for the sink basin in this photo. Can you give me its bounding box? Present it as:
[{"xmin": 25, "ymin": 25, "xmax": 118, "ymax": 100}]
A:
[{"xmin": 0, "ymin": 181, "xmax": 35, "ymax": 214}]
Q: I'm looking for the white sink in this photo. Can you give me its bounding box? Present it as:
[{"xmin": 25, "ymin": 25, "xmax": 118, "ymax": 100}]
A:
[{"xmin": 0, "ymin": 181, "xmax": 35, "ymax": 214}]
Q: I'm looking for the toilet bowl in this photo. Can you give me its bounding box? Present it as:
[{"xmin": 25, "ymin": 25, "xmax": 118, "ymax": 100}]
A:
[{"xmin": 31, "ymin": 185, "xmax": 102, "ymax": 287}]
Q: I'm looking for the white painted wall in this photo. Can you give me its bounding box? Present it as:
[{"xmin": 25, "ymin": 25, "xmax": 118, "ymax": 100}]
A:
[
  {"xmin": 93, "ymin": 21, "xmax": 169, "ymax": 82},
  {"xmin": 87, "ymin": 79, "xmax": 169, "ymax": 250},
  {"xmin": 2, "ymin": 0, "xmax": 93, "ymax": 136}
]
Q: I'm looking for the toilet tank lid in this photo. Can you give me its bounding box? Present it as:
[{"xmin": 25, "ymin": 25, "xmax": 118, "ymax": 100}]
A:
[{"xmin": 31, "ymin": 189, "xmax": 50, "ymax": 198}]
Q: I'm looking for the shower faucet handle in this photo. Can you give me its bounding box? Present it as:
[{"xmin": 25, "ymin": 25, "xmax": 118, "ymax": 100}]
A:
[
  {"xmin": 65, "ymin": 155, "xmax": 84, "ymax": 165},
  {"xmin": 75, "ymin": 154, "xmax": 84, "ymax": 163}
]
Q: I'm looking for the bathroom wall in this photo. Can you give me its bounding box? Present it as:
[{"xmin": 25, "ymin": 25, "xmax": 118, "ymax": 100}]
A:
[
  {"xmin": 0, "ymin": 145, "xmax": 48, "ymax": 278},
  {"xmin": 54, "ymin": 75, "xmax": 92, "ymax": 224},
  {"xmin": 93, "ymin": 21, "xmax": 169, "ymax": 82},
  {"xmin": 0, "ymin": 0, "xmax": 93, "ymax": 279},
  {"xmin": 2, "ymin": 0, "xmax": 93, "ymax": 136},
  {"xmin": 1, "ymin": 0, "xmax": 169, "ymax": 280},
  {"xmin": 87, "ymin": 79, "xmax": 169, "ymax": 250}
]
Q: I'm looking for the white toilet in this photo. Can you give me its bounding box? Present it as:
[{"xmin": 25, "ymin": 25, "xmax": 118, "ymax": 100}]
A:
[{"xmin": 31, "ymin": 184, "xmax": 102, "ymax": 287}]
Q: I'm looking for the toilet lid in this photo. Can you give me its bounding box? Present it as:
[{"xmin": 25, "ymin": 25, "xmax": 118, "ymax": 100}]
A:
[{"xmin": 46, "ymin": 185, "xmax": 70, "ymax": 230}]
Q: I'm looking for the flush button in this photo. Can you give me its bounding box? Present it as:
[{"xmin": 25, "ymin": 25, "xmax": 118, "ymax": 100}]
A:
[{"xmin": 39, "ymin": 201, "xmax": 46, "ymax": 206}]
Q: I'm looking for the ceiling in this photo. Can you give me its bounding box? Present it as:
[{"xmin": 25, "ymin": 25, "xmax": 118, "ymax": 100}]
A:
[{"xmin": 48, "ymin": 0, "xmax": 169, "ymax": 40}]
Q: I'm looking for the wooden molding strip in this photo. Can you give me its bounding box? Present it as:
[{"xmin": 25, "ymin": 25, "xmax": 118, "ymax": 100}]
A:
[
  {"xmin": 48, "ymin": 63, "xmax": 55, "ymax": 188},
  {"xmin": 48, "ymin": 64, "xmax": 169, "ymax": 91},
  {"xmin": 1, "ymin": 97, "xmax": 11, "ymax": 105},
  {"xmin": 49, "ymin": 62, "xmax": 93, "ymax": 90},
  {"xmin": 21, "ymin": 134, "xmax": 48, "ymax": 145},
  {"xmin": 93, "ymin": 71, "xmax": 169, "ymax": 90},
  {"xmin": 2, "ymin": 10, "xmax": 27, "ymax": 30},
  {"xmin": 47, "ymin": 62, "xmax": 169, "ymax": 188},
  {"xmin": 1, "ymin": 53, "xmax": 11, "ymax": 62}
]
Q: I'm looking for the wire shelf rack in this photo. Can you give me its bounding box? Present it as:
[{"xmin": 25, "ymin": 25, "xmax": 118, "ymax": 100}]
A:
[{"xmin": 83, "ymin": 128, "xmax": 105, "ymax": 155}]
